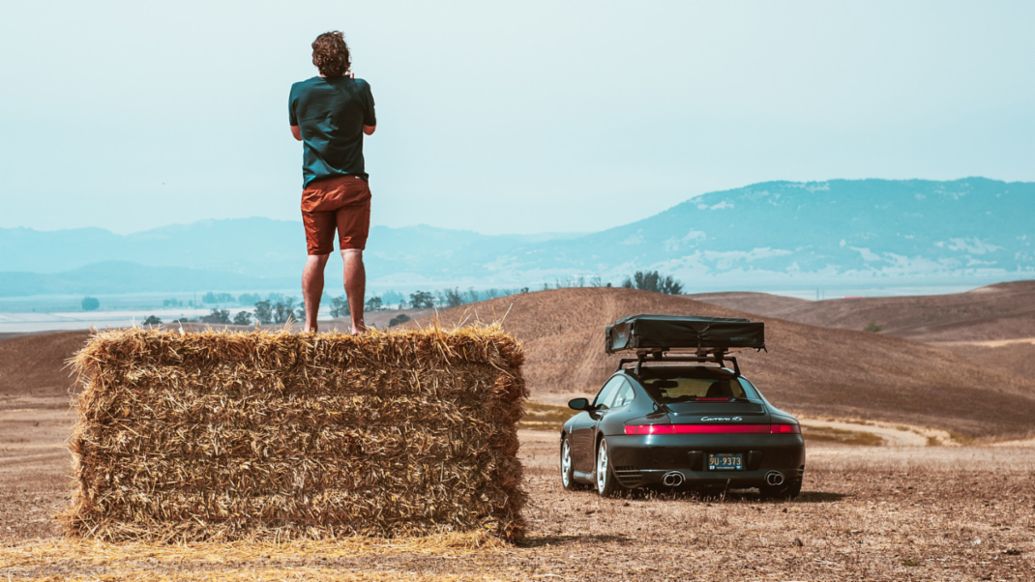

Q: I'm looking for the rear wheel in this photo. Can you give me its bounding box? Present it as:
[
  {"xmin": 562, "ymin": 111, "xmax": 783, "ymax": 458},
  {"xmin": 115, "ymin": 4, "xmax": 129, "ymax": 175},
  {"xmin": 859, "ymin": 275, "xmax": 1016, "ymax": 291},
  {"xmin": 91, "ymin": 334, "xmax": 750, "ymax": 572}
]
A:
[
  {"xmin": 595, "ymin": 438, "xmax": 621, "ymax": 496},
  {"xmin": 559, "ymin": 435, "xmax": 582, "ymax": 491},
  {"xmin": 760, "ymin": 478, "xmax": 802, "ymax": 500}
]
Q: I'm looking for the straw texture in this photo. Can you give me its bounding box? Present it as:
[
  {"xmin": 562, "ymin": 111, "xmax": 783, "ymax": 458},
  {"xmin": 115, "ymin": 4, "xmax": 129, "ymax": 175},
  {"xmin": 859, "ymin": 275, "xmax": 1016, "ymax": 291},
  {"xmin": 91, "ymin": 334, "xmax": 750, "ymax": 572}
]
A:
[{"xmin": 65, "ymin": 326, "xmax": 527, "ymax": 542}]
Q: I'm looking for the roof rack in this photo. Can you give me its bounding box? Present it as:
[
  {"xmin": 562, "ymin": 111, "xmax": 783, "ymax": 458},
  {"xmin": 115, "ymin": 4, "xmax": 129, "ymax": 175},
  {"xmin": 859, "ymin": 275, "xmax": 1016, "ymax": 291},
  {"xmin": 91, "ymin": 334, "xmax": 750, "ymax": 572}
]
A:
[{"xmin": 615, "ymin": 347, "xmax": 743, "ymax": 377}]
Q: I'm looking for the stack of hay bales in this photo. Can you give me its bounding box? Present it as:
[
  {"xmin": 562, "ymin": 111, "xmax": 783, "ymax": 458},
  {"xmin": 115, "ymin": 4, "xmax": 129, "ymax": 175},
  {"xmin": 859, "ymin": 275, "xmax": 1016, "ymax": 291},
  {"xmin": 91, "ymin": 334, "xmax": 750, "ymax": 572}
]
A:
[{"xmin": 66, "ymin": 327, "xmax": 526, "ymax": 542}]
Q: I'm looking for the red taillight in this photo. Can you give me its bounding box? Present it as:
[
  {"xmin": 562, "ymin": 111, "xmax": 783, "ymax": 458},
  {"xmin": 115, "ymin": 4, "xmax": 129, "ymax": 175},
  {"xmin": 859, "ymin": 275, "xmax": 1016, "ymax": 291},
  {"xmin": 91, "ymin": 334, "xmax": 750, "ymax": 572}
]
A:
[
  {"xmin": 624, "ymin": 423, "xmax": 801, "ymax": 435},
  {"xmin": 624, "ymin": 424, "xmax": 768, "ymax": 435}
]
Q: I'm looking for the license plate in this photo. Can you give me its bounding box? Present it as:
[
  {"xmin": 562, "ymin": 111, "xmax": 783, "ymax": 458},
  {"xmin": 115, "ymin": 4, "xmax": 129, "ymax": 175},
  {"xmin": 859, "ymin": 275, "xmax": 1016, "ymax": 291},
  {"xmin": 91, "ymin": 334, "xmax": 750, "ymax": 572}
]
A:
[{"xmin": 708, "ymin": 453, "xmax": 743, "ymax": 471}]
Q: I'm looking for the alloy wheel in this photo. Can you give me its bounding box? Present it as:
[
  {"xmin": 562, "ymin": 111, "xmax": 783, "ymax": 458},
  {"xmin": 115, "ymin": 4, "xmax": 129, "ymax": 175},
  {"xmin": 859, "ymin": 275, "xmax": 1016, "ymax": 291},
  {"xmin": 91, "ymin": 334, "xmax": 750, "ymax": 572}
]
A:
[{"xmin": 561, "ymin": 439, "xmax": 573, "ymax": 488}]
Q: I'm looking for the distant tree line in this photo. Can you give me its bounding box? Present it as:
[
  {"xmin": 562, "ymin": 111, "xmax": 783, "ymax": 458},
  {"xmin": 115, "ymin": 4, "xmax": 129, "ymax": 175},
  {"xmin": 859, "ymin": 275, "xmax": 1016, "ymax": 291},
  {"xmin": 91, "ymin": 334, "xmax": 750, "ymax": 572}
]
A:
[
  {"xmin": 201, "ymin": 291, "xmax": 235, "ymax": 304},
  {"xmin": 529, "ymin": 270, "xmax": 684, "ymax": 295},
  {"xmin": 137, "ymin": 271, "xmax": 685, "ymax": 328},
  {"xmin": 622, "ymin": 270, "xmax": 684, "ymax": 295}
]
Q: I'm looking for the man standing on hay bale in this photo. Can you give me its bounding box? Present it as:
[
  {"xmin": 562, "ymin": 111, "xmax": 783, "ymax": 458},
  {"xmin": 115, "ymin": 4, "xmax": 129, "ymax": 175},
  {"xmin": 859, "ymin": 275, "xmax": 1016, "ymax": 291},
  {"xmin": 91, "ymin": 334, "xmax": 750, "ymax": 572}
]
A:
[{"xmin": 289, "ymin": 31, "xmax": 376, "ymax": 334}]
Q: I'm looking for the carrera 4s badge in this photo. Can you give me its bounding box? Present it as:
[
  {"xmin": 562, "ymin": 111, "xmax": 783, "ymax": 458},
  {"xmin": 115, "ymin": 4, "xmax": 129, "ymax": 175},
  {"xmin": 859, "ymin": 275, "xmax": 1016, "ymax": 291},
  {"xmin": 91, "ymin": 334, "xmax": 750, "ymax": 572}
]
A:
[{"xmin": 701, "ymin": 416, "xmax": 743, "ymax": 422}]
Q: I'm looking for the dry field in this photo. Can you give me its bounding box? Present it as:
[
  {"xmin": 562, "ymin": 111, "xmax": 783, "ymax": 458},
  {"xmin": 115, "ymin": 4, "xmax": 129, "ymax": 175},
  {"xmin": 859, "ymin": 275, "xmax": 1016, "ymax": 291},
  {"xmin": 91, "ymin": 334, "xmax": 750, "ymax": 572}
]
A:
[
  {"xmin": 691, "ymin": 280, "xmax": 1035, "ymax": 342},
  {"xmin": 3, "ymin": 286, "xmax": 1035, "ymax": 579},
  {"xmin": 423, "ymin": 287, "xmax": 1035, "ymax": 438},
  {"xmin": 2, "ymin": 398, "xmax": 1034, "ymax": 580}
]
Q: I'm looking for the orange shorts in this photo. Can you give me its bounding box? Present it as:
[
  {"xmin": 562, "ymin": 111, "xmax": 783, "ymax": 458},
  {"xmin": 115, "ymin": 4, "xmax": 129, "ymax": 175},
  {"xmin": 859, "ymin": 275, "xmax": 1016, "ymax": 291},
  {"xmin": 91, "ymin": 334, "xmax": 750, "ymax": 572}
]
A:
[{"xmin": 301, "ymin": 175, "xmax": 371, "ymax": 255}]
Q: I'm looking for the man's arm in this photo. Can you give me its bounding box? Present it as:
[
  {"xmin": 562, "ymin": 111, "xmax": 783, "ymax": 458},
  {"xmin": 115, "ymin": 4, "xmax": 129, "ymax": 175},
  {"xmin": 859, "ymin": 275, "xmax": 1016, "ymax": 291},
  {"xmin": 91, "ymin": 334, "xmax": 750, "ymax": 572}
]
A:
[
  {"xmin": 291, "ymin": 125, "xmax": 302, "ymax": 141},
  {"xmin": 361, "ymin": 80, "xmax": 376, "ymax": 136}
]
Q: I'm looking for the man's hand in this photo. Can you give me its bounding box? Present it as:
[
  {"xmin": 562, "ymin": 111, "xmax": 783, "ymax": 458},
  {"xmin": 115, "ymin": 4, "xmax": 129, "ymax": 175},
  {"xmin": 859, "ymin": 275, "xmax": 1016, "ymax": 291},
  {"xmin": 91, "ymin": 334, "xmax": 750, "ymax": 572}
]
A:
[
  {"xmin": 363, "ymin": 125, "xmax": 376, "ymax": 136},
  {"xmin": 290, "ymin": 125, "xmax": 302, "ymax": 141}
]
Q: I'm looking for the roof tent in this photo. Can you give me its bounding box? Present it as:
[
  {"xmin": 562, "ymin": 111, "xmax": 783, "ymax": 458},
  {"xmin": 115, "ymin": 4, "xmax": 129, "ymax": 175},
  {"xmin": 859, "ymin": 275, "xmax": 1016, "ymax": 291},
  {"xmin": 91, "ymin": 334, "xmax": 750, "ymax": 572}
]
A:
[{"xmin": 606, "ymin": 314, "xmax": 765, "ymax": 354}]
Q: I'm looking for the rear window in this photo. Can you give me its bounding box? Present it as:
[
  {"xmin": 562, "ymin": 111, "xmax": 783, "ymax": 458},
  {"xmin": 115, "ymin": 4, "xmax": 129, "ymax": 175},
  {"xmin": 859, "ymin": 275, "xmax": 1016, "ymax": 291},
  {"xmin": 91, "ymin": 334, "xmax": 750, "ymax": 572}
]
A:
[{"xmin": 636, "ymin": 367, "xmax": 753, "ymax": 403}]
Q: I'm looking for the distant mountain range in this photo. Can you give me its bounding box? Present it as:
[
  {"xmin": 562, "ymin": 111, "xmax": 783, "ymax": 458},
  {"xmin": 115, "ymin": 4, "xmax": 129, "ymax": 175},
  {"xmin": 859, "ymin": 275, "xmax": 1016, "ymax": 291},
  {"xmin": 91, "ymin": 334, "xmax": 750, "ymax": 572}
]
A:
[{"xmin": 1, "ymin": 177, "xmax": 1032, "ymax": 296}]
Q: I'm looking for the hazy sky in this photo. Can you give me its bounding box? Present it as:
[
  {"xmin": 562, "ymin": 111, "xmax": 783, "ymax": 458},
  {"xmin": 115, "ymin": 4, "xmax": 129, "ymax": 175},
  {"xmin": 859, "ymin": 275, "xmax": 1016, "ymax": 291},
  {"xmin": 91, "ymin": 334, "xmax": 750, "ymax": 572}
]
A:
[{"xmin": 1, "ymin": 1, "xmax": 1032, "ymax": 235}]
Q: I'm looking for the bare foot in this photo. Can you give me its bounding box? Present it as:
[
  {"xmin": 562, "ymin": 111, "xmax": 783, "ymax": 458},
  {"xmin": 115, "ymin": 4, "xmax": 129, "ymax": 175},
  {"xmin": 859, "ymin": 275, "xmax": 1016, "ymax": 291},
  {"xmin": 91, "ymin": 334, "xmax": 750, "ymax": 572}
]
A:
[
  {"xmin": 351, "ymin": 320, "xmax": 366, "ymax": 335},
  {"xmin": 303, "ymin": 324, "xmax": 318, "ymax": 333}
]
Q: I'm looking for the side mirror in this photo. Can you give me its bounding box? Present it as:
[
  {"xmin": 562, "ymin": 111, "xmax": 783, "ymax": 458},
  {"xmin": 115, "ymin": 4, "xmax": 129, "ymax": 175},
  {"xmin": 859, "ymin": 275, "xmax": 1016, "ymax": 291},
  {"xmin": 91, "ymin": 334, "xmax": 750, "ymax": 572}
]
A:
[{"xmin": 568, "ymin": 397, "xmax": 592, "ymax": 411}]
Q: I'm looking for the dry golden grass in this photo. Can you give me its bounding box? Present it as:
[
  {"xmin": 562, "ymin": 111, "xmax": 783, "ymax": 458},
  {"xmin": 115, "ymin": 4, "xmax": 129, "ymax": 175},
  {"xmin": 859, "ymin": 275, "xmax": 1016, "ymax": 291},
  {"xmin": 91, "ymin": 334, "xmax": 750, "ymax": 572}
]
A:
[
  {"xmin": 65, "ymin": 326, "xmax": 526, "ymax": 542},
  {"xmin": 801, "ymin": 424, "xmax": 885, "ymax": 446},
  {"xmin": 0, "ymin": 532, "xmax": 505, "ymax": 581},
  {"xmin": 516, "ymin": 402, "xmax": 574, "ymax": 432}
]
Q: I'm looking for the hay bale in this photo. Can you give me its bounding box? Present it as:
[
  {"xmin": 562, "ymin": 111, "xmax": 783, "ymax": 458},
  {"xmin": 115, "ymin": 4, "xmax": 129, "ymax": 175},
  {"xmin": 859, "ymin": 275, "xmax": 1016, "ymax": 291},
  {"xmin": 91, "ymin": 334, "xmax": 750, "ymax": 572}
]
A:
[{"xmin": 65, "ymin": 326, "xmax": 527, "ymax": 542}]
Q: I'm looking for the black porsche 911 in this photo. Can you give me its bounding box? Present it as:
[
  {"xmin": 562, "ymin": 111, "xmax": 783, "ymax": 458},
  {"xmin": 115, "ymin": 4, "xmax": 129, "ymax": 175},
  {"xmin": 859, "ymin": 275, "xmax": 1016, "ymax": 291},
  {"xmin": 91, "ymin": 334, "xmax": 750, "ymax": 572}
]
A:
[{"xmin": 559, "ymin": 314, "xmax": 805, "ymax": 498}]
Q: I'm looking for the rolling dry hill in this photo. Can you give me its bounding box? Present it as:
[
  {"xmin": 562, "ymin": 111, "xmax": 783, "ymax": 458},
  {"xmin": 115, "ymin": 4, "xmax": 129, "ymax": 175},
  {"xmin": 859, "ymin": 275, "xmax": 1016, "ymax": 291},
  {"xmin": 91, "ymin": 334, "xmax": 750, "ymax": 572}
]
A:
[
  {"xmin": 423, "ymin": 287, "xmax": 1035, "ymax": 438},
  {"xmin": 0, "ymin": 330, "xmax": 88, "ymax": 400},
  {"xmin": 686, "ymin": 291, "xmax": 810, "ymax": 317},
  {"xmin": 691, "ymin": 281, "xmax": 1035, "ymax": 383},
  {"xmin": 690, "ymin": 280, "xmax": 1035, "ymax": 342}
]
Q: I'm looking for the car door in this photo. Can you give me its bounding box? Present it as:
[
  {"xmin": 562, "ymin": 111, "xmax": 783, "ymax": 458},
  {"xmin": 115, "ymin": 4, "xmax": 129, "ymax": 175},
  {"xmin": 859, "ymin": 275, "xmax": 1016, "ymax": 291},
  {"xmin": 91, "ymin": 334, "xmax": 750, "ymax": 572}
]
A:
[{"xmin": 572, "ymin": 375, "xmax": 625, "ymax": 473}]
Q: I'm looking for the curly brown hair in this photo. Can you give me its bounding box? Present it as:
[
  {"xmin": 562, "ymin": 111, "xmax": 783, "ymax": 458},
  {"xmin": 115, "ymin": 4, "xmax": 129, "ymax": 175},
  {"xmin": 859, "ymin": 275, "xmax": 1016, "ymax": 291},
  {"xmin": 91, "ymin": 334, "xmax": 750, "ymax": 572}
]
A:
[{"xmin": 311, "ymin": 31, "xmax": 351, "ymax": 78}]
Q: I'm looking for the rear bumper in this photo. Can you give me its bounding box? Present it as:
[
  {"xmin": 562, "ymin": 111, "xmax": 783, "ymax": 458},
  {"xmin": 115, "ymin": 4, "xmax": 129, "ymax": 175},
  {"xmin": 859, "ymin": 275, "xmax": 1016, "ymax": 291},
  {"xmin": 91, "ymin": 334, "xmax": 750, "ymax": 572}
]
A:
[
  {"xmin": 606, "ymin": 433, "xmax": 806, "ymax": 489},
  {"xmin": 613, "ymin": 466, "xmax": 806, "ymax": 489}
]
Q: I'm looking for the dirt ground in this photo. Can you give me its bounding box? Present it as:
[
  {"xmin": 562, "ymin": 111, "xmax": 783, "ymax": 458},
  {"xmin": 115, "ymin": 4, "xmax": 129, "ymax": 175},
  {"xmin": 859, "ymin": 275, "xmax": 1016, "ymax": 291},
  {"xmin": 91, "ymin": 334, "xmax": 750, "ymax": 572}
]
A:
[{"xmin": 2, "ymin": 398, "xmax": 1034, "ymax": 581}]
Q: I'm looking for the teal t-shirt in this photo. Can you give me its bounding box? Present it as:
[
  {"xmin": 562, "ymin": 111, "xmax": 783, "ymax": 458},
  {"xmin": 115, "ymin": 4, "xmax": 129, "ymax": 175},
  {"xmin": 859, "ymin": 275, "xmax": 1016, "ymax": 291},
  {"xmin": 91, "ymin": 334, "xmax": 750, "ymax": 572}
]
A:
[{"xmin": 289, "ymin": 76, "xmax": 376, "ymax": 186}]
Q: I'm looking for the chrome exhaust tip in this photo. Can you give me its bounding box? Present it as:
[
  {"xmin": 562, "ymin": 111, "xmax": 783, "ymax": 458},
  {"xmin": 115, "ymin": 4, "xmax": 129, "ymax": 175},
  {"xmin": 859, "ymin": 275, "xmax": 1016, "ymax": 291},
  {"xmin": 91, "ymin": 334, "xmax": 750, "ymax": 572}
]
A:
[
  {"xmin": 765, "ymin": 471, "xmax": 785, "ymax": 486},
  {"xmin": 662, "ymin": 471, "xmax": 685, "ymax": 487}
]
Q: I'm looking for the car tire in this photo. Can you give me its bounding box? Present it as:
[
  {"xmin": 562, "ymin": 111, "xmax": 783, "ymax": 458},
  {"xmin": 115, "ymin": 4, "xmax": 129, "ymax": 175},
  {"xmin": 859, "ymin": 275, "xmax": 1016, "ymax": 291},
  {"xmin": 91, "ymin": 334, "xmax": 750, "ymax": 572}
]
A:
[
  {"xmin": 788, "ymin": 478, "xmax": 803, "ymax": 498},
  {"xmin": 595, "ymin": 437, "xmax": 621, "ymax": 496},
  {"xmin": 760, "ymin": 478, "xmax": 802, "ymax": 500},
  {"xmin": 559, "ymin": 435, "xmax": 583, "ymax": 491}
]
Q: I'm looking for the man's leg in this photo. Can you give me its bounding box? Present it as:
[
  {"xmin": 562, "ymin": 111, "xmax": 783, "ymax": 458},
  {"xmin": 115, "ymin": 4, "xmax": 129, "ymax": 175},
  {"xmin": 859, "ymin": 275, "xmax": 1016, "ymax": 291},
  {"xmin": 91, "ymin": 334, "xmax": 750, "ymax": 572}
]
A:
[
  {"xmin": 333, "ymin": 179, "xmax": 371, "ymax": 335},
  {"xmin": 302, "ymin": 253, "xmax": 331, "ymax": 332},
  {"xmin": 342, "ymin": 249, "xmax": 366, "ymax": 334},
  {"xmin": 301, "ymin": 205, "xmax": 336, "ymax": 333}
]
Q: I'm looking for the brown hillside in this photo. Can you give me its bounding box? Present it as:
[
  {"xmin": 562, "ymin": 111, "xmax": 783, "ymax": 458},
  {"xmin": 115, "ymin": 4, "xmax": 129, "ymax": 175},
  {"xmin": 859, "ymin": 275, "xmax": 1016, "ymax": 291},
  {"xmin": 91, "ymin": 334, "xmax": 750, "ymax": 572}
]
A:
[
  {"xmin": 689, "ymin": 291, "xmax": 809, "ymax": 315},
  {"xmin": 0, "ymin": 330, "xmax": 88, "ymax": 398},
  {"xmin": 422, "ymin": 287, "xmax": 1035, "ymax": 438},
  {"xmin": 692, "ymin": 280, "xmax": 1035, "ymax": 342},
  {"xmin": 946, "ymin": 343, "xmax": 1035, "ymax": 380}
]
